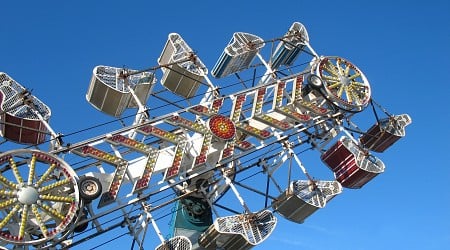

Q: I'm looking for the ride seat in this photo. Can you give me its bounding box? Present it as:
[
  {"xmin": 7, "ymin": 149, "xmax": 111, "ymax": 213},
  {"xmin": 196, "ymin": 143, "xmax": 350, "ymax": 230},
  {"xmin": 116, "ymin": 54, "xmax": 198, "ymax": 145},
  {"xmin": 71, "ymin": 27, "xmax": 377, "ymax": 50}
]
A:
[
  {"xmin": 0, "ymin": 72, "xmax": 51, "ymax": 144},
  {"xmin": 360, "ymin": 114, "xmax": 412, "ymax": 152},
  {"xmin": 321, "ymin": 136, "xmax": 385, "ymax": 189},
  {"xmin": 198, "ymin": 210, "xmax": 276, "ymax": 250},
  {"xmin": 158, "ymin": 33, "xmax": 207, "ymax": 98},
  {"xmin": 273, "ymin": 180, "xmax": 342, "ymax": 223},
  {"xmin": 86, "ymin": 66, "xmax": 155, "ymax": 117},
  {"xmin": 212, "ymin": 32, "xmax": 264, "ymax": 78}
]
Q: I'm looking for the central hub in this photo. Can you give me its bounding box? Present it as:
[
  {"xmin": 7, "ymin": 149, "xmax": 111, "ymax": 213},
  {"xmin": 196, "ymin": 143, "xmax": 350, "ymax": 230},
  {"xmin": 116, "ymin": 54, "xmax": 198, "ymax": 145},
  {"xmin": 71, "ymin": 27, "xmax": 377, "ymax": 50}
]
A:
[
  {"xmin": 340, "ymin": 74, "xmax": 351, "ymax": 87},
  {"xmin": 208, "ymin": 115, "xmax": 236, "ymax": 141},
  {"xmin": 17, "ymin": 186, "xmax": 39, "ymax": 205}
]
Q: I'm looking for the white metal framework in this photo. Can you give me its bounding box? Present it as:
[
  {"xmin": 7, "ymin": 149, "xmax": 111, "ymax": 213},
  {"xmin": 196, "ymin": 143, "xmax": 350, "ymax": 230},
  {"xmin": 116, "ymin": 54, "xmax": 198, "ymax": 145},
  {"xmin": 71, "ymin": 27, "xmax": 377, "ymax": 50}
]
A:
[{"xmin": 0, "ymin": 22, "xmax": 411, "ymax": 250}]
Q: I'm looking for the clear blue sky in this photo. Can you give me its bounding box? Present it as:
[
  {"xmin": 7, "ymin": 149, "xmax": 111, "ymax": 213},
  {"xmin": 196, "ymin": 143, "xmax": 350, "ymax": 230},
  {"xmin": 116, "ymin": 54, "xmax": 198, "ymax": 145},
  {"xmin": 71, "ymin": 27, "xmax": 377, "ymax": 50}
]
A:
[{"xmin": 1, "ymin": 1, "xmax": 449, "ymax": 250}]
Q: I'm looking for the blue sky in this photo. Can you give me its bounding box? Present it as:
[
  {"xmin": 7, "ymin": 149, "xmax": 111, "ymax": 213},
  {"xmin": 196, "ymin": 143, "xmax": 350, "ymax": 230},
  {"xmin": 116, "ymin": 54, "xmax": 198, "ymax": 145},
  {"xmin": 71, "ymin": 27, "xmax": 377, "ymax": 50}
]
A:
[{"xmin": 1, "ymin": 1, "xmax": 449, "ymax": 250}]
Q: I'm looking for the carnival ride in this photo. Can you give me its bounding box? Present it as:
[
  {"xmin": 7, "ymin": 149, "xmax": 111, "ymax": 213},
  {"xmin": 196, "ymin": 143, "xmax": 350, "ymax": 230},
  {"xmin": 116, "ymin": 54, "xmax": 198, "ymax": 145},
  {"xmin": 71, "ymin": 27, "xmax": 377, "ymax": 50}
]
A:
[{"xmin": 0, "ymin": 22, "xmax": 411, "ymax": 250}]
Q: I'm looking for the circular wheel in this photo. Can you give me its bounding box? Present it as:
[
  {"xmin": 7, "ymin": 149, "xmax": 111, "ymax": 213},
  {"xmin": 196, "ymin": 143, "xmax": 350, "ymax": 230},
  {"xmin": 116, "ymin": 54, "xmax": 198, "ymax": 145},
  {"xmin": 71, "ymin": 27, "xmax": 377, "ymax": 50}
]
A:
[
  {"xmin": 0, "ymin": 149, "xmax": 79, "ymax": 247},
  {"xmin": 78, "ymin": 176, "xmax": 102, "ymax": 202},
  {"xmin": 307, "ymin": 74, "xmax": 323, "ymax": 89},
  {"xmin": 314, "ymin": 56, "xmax": 371, "ymax": 112},
  {"xmin": 172, "ymin": 160, "xmax": 236, "ymax": 204}
]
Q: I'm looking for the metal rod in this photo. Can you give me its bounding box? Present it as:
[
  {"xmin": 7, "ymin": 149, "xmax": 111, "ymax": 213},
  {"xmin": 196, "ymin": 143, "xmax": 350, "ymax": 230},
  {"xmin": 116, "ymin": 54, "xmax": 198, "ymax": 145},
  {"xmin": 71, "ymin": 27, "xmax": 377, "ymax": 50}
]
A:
[
  {"xmin": 224, "ymin": 175, "xmax": 251, "ymax": 213},
  {"xmin": 148, "ymin": 211, "xmax": 166, "ymax": 243},
  {"xmin": 150, "ymin": 93, "xmax": 186, "ymax": 110},
  {"xmin": 67, "ymin": 219, "xmax": 131, "ymax": 249},
  {"xmin": 213, "ymin": 203, "xmax": 242, "ymax": 215},
  {"xmin": 264, "ymin": 174, "xmax": 270, "ymax": 208},
  {"xmin": 288, "ymin": 152, "xmax": 293, "ymax": 190},
  {"xmin": 123, "ymin": 57, "xmax": 193, "ymax": 77},
  {"xmin": 232, "ymin": 179, "xmax": 278, "ymax": 201}
]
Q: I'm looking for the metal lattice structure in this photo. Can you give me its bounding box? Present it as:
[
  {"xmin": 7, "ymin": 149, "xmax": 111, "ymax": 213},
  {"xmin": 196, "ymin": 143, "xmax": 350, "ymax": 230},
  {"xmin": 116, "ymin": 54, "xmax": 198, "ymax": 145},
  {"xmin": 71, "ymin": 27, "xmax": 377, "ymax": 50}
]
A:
[{"xmin": 0, "ymin": 22, "xmax": 411, "ymax": 250}]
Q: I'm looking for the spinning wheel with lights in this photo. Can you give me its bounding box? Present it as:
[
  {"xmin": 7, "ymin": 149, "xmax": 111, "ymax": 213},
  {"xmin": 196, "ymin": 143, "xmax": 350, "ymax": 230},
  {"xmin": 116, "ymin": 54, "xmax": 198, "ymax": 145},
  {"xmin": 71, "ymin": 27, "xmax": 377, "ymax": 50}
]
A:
[
  {"xmin": 0, "ymin": 149, "xmax": 80, "ymax": 248},
  {"xmin": 313, "ymin": 56, "xmax": 371, "ymax": 112}
]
